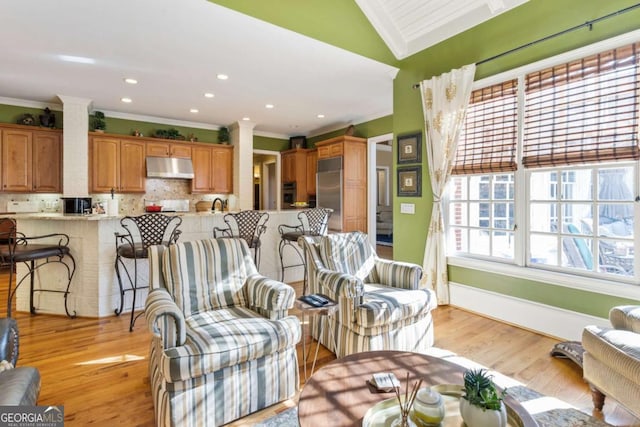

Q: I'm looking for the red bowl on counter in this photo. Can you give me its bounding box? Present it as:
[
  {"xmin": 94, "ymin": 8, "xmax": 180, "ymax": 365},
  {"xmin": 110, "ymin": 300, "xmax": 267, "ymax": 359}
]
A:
[{"xmin": 145, "ymin": 205, "xmax": 163, "ymax": 212}]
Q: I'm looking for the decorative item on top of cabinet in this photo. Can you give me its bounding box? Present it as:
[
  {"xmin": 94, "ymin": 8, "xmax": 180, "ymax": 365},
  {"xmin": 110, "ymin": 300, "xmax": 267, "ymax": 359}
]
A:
[
  {"xmin": 218, "ymin": 126, "xmax": 229, "ymax": 144},
  {"xmin": 39, "ymin": 107, "xmax": 56, "ymax": 128},
  {"xmin": 91, "ymin": 111, "xmax": 106, "ymax": 132},
  {"xmin": 17, "ymin": 114, "xmax": 36, "ymax": 126}
]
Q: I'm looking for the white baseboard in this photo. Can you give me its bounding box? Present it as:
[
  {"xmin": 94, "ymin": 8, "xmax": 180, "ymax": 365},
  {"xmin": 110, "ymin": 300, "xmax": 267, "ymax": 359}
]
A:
[{"xmin": 449, "ymin": 282, "xmax": 609, "ymax": 341}]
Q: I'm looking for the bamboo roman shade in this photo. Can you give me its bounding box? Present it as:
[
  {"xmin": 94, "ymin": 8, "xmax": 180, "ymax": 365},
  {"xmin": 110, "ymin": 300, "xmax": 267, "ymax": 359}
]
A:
[
  {"xmin": 523, "ymin": 42, "xmax": 640, "ymax": 168},
  {"xmin": 453, "ymin": 79, "xmax": 518, "ymax": 175}
]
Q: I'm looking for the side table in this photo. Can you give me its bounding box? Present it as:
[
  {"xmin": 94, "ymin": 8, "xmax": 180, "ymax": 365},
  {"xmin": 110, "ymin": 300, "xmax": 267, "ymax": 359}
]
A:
[{"xmin": 295, "ymin": 295, "xmax": 338, "ymax": 381}]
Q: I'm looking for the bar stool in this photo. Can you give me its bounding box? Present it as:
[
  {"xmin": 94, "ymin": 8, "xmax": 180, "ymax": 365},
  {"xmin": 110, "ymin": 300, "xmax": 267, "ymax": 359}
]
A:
[
  {"xmin": 115, "ymin": 213, "xmax": 182, "ymax": 331},
  {"xmin": 278, "ymin": 208, "xmax": 332, "ymax": 291},
  {"xmin": 0, "ymin": 217, "xmax": 76, "ymax": 318},
  {"xmin": 213, "ymin": 211, "xmax": 269, "ymax": 268}
]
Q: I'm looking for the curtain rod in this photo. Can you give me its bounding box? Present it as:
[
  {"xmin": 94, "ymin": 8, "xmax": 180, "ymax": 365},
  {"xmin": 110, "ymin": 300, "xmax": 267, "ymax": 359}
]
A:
[{"xmin": 412, "ymin": 2, "xmax": 640, "ymax": 89}]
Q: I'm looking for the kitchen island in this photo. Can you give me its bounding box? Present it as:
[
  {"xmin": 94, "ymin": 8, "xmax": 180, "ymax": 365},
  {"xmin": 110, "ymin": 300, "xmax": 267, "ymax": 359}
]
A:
[{"xmin": 13, "ymin": 210, "xmax": 306, "ymax": 317}]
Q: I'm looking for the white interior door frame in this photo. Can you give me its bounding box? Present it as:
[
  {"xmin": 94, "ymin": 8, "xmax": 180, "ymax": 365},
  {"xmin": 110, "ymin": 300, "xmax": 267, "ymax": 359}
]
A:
[
  {"xmin": 367, "ymin": 133, "xmax": 394, "ymax": 248},
  {"xmin": 253, "ymin": 149, "xmax": 281, "ymax": 210}
]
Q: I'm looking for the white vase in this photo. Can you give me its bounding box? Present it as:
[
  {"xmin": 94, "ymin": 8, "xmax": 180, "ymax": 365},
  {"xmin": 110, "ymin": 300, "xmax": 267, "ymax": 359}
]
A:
[{"xmin": 459, "ymin": 399, "xmax": 507, "ymax": 427}]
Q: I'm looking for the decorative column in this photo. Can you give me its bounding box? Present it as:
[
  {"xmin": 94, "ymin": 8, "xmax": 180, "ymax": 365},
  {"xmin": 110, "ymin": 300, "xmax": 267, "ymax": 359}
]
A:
[
  {"xmin": 57, "ymin": 95, "xmax": 92, "ymax": 197},
  {"xmin": 229, "ymin": 121, "xmax": 256, "ymax": 210}
]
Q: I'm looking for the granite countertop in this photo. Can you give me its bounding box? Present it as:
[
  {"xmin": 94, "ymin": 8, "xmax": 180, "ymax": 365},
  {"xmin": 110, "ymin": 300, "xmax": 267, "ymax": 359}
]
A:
[{"xmin": 10, "ymin": 209, "xmax": 297, "ymax": 220}]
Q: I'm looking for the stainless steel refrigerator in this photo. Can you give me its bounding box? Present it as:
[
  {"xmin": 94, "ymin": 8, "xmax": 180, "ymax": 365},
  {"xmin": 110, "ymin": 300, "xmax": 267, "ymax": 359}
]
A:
[{"xmin": 316, "ymin": 157, "xmax": 343, "ymax": 231}]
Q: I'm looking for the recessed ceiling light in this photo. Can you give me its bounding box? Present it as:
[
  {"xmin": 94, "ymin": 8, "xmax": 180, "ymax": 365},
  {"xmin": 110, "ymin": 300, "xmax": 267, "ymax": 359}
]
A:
[
  {"xmin": 190, "ymin": 108, "xmax": 199, "ymax": 113},
  {"xmin": 121, "ymin": 97, "xmax": 132, "ymax": 103},
  {"xmin": 204, "ymin": 93, "xmax": 215, "ymax": 98},
  {"xmin": 58, "ymin": 55, "xmax": 95, "ymax": 64},
  {"xmin": 242, "ymin": 117, "xmax": 251, "ymax": 121},
  {"xmin": 265, "ymin": 104, "xmax": 274, "ymax": 109},
  {"xmin": 124, "ymin": 78, "xmax": 138, "ymax": 84},
  {"xmin": 317, "ymin": 114, "xmax": 325, "ymax": 118},
  {"xmin": 217, "ymin": 74, "xmax": 229, "ymax": 80}
]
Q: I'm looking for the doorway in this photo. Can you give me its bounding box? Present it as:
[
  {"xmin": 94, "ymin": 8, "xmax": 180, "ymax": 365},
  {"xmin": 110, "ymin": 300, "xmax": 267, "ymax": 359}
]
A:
[
  {"xmin": 367, "ymin": 134, "xmax": 394, "ymax": 258},
  {"xmin": 253, "ymin": 150, "xmax": 279, "ymax": 210}
]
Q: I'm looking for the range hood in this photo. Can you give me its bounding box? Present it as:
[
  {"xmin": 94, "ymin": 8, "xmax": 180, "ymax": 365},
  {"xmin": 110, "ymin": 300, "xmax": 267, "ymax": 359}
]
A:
[{"xmin": 146, "ymin": 156, "xmax": 195, "ymax": 179}]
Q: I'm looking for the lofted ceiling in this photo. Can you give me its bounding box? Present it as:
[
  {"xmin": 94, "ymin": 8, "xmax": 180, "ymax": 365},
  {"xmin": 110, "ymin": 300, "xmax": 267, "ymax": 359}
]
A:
[
  {"xmin": 356, "ymin": 0, "xmax": 529, "ymax": 59},
  {"xmin": 0, "ymin": 0, "xmax": 528, "ymax": 138}
]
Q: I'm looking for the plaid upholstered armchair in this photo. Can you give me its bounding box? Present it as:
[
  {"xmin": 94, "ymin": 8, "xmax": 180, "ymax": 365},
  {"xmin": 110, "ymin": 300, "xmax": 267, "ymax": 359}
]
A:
[
  {"xmin": 299, "ymin": 231, "xmax": 436, "ymax": 359},
  {"xmin": 145, "ymin": 238, "xmax": 300, "ymax": 427}
]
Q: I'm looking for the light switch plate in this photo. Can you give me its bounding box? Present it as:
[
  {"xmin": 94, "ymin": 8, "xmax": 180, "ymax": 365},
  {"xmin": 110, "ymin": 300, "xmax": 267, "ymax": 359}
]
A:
[{"xmin": 400, "ymin": 203, "xmax": 415, "ymax": 214}]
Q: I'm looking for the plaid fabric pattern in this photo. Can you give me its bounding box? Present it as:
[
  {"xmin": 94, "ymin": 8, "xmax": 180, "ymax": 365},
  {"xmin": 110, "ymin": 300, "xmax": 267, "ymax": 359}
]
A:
[
  {"xmin": 145, "ymin": 238, "xmax": 300, "ymax": 426},
  {"xmin": 300, "ymin": 232, "xmax": 436, "ymax": 359}
]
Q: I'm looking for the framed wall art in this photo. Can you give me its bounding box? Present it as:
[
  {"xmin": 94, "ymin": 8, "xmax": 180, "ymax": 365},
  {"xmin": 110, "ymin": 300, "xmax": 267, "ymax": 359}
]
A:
[
  {"xmin": 397, "ymin": 165, "xmax": 422, "ymax": 197},
  {"xmin": 397, "ymin": 132, "xmax": 422, "ymax": 164}
]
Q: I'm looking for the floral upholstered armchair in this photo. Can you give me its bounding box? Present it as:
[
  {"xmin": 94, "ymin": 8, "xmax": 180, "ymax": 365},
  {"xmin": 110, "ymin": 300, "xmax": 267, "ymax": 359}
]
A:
[
  {"xmin": 145, "ymin": 238, "xmax": 301, "ymax": 427},
  {"xmin": 299, "ymin": 231, "xmax": 436, "ymax": 358}
]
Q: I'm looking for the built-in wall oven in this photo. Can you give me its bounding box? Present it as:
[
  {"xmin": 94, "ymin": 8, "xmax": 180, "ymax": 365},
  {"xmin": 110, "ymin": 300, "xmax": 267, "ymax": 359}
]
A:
[{"xmin": 282, "ymin": 182, "xmax": 296, "ymax": 209}]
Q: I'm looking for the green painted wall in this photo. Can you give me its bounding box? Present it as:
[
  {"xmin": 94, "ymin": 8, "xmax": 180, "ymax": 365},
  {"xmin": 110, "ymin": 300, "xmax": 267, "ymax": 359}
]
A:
[
  {"xmin": 308, "ymin": 115, "xmax": 394, "ymax": 146},
  {"xmin": 0, "ymin": 104, "xmax": 63, "ymax": 129},
  {"xmin": 254, "ymin": 134, "xmax": 289, "ymax": 151},
  {"xmin": 209, "ymin": 0, "xmax": 398, "ymax": 66},
  {"xmin": 394, "ymin": 0, "xmax": 640, "ymax": 310},
  {"xmin": 97, "ymin": 116, "xmax": 221, "ymax": 143}
]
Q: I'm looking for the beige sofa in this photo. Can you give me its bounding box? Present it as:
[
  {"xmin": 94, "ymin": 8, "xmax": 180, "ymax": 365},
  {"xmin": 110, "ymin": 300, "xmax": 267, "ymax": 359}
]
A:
[{"xmin": 583, "ymin": 305, "xmax": 640, "ymax": 419}]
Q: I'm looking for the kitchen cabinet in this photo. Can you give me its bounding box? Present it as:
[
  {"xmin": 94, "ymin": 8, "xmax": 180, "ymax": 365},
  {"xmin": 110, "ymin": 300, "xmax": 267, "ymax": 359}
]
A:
[
  {"xmin": 315, "ymin": 136, "xmax": 367, "ymax": 232},
  {"xmin": 0, "ymin": 125, "xmax": 62, "ymax": 193},
  {"xmin": 90, "ymin": 135, "xmax": 146, "ymax": 193},
  {"xmin": 191, "ymin": 144, "xmax": 233, "ymax": 194},
  {"xmin": 306, "ymin": 149, "xmax": 317, "ymax": 195},
  {"xmin": 32, "ymin": 131, "xmax": 62, "ymax": 192},
  {"xmin": 146, "ymin": 141, "xmax": 191, "ymax": 158},
  {"xmin": 281, "ymin": 148, "xmax": 308, "ymax": 203}
]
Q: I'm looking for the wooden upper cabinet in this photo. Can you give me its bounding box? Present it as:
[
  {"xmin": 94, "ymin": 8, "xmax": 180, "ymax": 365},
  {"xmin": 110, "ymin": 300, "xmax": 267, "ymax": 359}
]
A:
[
  {"xmin": 146, "ymin": 141, "xmax": 192, "ymax": 158},
  {"xmin": 190, "ymin": 144, "xmax": 233, "ymax": 194},
  {"xmin": 32, "ymin": 131, "xmax": 62, "ymax": 193},
  {"xmin": 146, "ymin": 141, "xmax": 171, "ymax": 157},
  {"xmin": 171, "ymin": 144, "xmax": 192, "ymax": 158},
  {"xmin": 211, "ymin": 146, "xmax": 232, "ymax": 193},
  {"xmin": 2, "ymin": 129, "xmax": 32, "ymax": 192},
  {"xmin": 281, "ymin": 151, "xmax": 295, "ymax": 183},
  {"xmin": 306, "ymin": 149, "xmax": 317, "ymax": 195},
  {"xmin": 90, "ymin": 135, "xmax": 146, "ymax": 193},
  {"xmin": 281, "ymin": 148, "xmax": 310, "ymax": 201},
  {"xmin": 191, "ymin": 145, "xmax": 213, "ymax": 193},
  {"xmin": 90, "ymin": 136, "xmax": 120, "ymax": 193},
  {"xmin": 119, "ymin": 139, "xmax": 146, "ymax": 192},
  {"xmin": 0, "ymin": 125, "xmax": 62, "ymax": 194}
]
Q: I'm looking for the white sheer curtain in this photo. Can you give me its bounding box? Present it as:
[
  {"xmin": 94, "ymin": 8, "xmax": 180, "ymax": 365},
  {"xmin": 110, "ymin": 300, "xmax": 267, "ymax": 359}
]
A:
[{"xmin": 420, "ymin": 64, "xmax": 476, "ymax": 304}]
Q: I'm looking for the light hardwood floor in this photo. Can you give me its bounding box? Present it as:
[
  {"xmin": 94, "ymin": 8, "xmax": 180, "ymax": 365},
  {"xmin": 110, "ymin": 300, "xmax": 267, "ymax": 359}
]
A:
[{"xmin": 6, "ymin": 267, "xmax": 639, "ymax": 427}]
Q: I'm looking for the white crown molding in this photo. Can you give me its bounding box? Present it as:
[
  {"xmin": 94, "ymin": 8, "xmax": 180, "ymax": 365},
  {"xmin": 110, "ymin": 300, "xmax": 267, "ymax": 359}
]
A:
[
  {"xmin": 0, "ymin": 96, "xmax": 63, "ymax": 112},
  {"xmin": 307, "ymin": 108, "xmax": 394, "ymax": 138}
]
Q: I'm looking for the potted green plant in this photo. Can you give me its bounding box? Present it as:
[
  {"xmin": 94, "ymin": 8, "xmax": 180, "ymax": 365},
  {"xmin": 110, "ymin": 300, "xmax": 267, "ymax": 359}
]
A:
[
  {"xmin": 91, "ymin": 111, "xmax": 106, "ymax": 132},
  {"xmin": 459, "ymin": 369, "xmax": 507, "ymax": 427},
  {"xmin": 218, "ymin": 126, "xmax": 229, "ymax": 144}
]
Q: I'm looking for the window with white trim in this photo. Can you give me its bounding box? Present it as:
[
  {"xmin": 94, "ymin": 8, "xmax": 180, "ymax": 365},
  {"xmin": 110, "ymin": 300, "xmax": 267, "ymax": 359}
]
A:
[{"xmin": 446, "ymin": 39, "xmax": 639, "ymax": 282}]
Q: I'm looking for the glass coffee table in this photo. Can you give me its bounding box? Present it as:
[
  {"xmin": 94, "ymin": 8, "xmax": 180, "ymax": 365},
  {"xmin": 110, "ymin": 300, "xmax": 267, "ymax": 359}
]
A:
[{"xmin": 297, "ymin": 350, "xmax": 538, "ymax": 427}]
